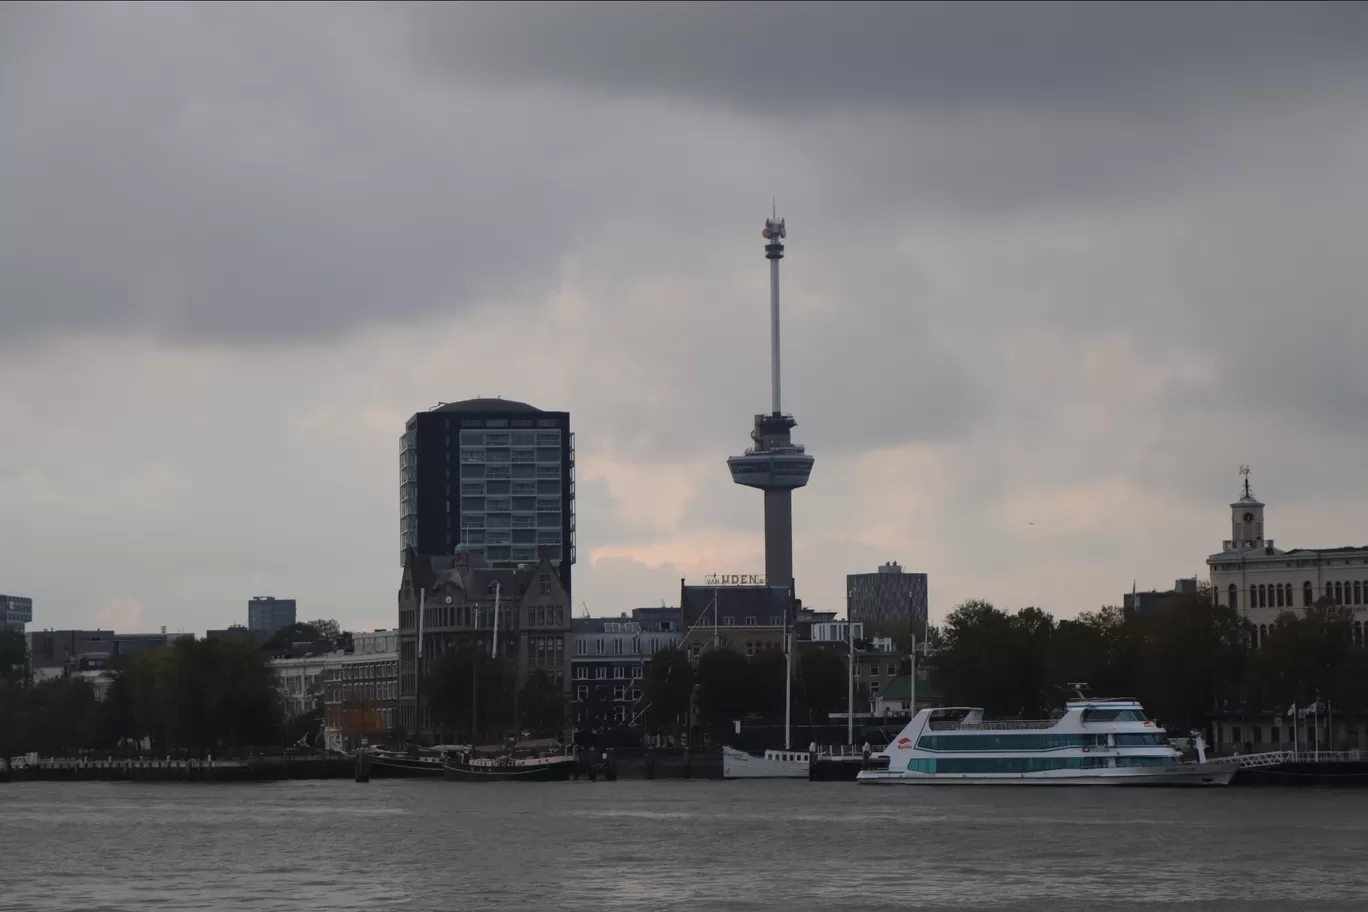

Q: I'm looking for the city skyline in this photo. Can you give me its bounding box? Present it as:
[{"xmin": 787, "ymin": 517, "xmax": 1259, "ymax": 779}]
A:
[{"xmin": 4, "ymin": 3, "xmax": 1368, "ymax": 635}]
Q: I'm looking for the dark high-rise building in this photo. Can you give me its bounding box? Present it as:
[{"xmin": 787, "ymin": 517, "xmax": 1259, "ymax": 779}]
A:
[
  {"xmin": 846, "ymin": 562, "xmax": 928, "ymax": 625},
  {"xmin": 727, "ymin": 215, "xmax": 814, "ymax": 592},
  {"xmin": 400, "ymin": 398, "xmax": 574, "ymax": 593},
  {"xmin": 248, "ymin": 596, "xmax": 297, "ymax": 637}
]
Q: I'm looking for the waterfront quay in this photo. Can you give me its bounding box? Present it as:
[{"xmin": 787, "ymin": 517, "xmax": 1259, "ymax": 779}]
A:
[{"xmin": 4, "ymin": 756, "xmax": 354, "ymax": 783}]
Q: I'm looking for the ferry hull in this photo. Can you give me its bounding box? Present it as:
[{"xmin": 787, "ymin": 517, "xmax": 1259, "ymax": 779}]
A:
[{"xmin": 857, "ymin": 762, "xmax": 1237, "ymax": 787}]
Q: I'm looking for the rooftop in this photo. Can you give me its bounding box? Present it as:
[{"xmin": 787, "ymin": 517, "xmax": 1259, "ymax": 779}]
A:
[{"xmin": 429, "ymin": 397, "xmax": 543, "ymax": 414}]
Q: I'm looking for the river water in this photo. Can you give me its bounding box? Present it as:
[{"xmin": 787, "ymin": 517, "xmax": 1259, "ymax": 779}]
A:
[{"xmin": 2, "ymin": 780, "xmax": 1365, "ymax": 911}]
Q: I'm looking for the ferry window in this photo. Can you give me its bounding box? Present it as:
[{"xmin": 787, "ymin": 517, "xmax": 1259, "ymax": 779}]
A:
[{"xmin": 1114, "ymin": 733, "xmax": 1166, "ymax": 746}]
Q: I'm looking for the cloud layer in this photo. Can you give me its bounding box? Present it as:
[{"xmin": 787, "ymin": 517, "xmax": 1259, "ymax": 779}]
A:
[{"xmin": 3, "ymin": 2, "xmax": 1367, "ymax": 635}]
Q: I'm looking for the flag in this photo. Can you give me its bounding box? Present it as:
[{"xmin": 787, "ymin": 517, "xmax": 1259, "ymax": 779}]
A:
[
  {"xmin": 1287, "ymin": 703, "xmax": 1296, "ymax": 718},
  {"xmin": 1306, "ymin": 702, "xmax": 1322, "ymax": 715}
]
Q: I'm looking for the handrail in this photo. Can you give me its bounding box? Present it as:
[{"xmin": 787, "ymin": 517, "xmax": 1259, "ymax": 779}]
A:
[{"xmin": 927, "ymin": 720, "xmax": 1057, "ymax": 731}]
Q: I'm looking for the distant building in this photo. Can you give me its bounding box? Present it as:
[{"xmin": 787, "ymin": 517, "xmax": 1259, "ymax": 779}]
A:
[
  {"xmin": 27, "ymin": 630, "xmax": 117, "ymax": 676},
  {"xmin": 571, "ymin": 608, "xmax": 682, "ymax": 727},
  {"xmin": 248, "ymin": 596, "xmax": 297, "ymax": 638},
  {"xmin": 270, "ymin": 629, "xmax": 399, "ymax": 751},
  {"xmin": 206, "ymin": 625, "xmax": 269, "ymax": 646},
  {"xmin": 846, "ymin": 563, "xmax": 928, "ymax": 625},
  {"xmin": 679, "ymin": 579, "xmax": 794, "ymax": 659},
  {"xmin": 1, "ymin": 594, "xmax": 33, "ymax": 633},
  {"xmin": 1207, "ymin": 474, "xmax": 1368, "ymax": 649},
  {"xmin": 1124, "ymin": 578, "xmax": 1200, "ymax": 616},
  {"xmin": 400, "ymin": 398, "xmax": 575, "ymax": 594},
  {"xmin": 397, "ymin": 547, "xmax": 572, "ymax": 741}
]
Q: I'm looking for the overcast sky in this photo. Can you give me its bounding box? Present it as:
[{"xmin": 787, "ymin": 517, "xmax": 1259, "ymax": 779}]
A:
[{"xmin": 3, "ymin": 1, "xmax": 1367, "ymax": 636}]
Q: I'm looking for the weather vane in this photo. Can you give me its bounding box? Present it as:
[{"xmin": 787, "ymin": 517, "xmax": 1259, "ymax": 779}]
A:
[{"xmin": 1239, "ymin": 464, "xmax": 1252, "ymax": 497}]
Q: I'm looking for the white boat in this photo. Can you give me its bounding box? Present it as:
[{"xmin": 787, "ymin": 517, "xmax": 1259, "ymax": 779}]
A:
[
  {"xmin": 722, "ymin": 745, "xmax": 810, "ymax": 779},
  {"xmin": 856, "ymin": 697, "xmax": 1237, "ymax": 786}
]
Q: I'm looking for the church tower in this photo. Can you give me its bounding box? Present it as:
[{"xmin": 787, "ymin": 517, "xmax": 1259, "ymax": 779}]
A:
[{"xmin": 1228, "ymin": 465, "xmax": 1264, "ymax": 551}]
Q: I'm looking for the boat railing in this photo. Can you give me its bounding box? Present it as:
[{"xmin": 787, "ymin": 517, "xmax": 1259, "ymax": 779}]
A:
[
  {"xmin": 927, "ymin": 720, "xmax": 1057, "ymax": 732},
  {"xmin": 1233, "ymin": 749, "xmax": 1363, "ymax": 768}
]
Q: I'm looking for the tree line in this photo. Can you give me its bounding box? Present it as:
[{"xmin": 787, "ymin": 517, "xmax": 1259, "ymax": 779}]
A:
[
  {"xmin": 0, "ymin": 628, "xmax": 332, "ymax": 765},
  {"xmin": 929, "ymin": 589, "xmax": 1368, "ymax": 731}
]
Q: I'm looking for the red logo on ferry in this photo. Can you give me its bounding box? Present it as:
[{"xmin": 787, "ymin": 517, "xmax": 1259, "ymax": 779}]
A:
[{"xmin": 896, "ymin": 737, "xmax": 914, "ymax": 750}]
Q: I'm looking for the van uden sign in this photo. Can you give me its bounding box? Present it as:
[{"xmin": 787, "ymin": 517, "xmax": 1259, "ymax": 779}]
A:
[{"xmin": 703, "ymin": 574, "xmax": 767, "ymax": 586}]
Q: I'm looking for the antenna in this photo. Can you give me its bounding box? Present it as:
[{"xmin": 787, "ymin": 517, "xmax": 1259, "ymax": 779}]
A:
[{"xmin": 761, "ymin": 211, "xmax": 787, "ymax": 415}]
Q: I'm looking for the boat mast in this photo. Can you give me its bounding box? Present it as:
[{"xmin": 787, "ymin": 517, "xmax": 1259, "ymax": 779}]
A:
[
  {"xmin": 416, "ymin": 587, "xmax": 425, "ymax": 745},
  {"xmin": 784, "ymin": 592, "xmax": 792, "ymax": 751},
  {"xmin": 846, "ymin": 610, "xmax": 854, "ymax": 746}
]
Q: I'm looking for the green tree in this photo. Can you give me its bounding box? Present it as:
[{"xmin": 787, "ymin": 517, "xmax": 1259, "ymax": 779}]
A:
[
  {"xmin": 0, "ymin": 629, "xmax": 32, "ymax": 769},
  {"xmin": 264, "ymin": 622, "xmax": 324, "ymax": 651},
  {"xmin": 932, "ymin": 600, "xmax": 1021, "ymax": 715},
  {"xmin": 694, "ymin": 648, "xmax": 750, "ymax": 736},
  {"xmin": 27, "ymin": 677, "xmax": 101, "ymax": 757},
  {"xmin": 795, "ymin": 648, "xmax": 847, "ymax": 720},
  {"xmin": 746, "ymin": 646, "xmax": 788, "ymax": 719},
  {"xmin": 518, "ymin": 669, "xmax": 566, "ymax": 738},
  {"xmin": 427, "ymin": 646, "xmax": 514, "ymax": 744},
  {"xmin": 306, "ymin": 619, "xmax": 342, "ymax": 643},
  {"xmin": 642, "ymin": 647, "xmax": 694, "ymax": 735}
]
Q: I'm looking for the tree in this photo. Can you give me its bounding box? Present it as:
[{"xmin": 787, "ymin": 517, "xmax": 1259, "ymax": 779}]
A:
[
  {"xmin": 427, "ymin": 646, "xmax": 514, "ymax": 744},
  {"xmin": 795, "ymin": 648, "xmax": 847, "ymax": 720},
  {"xmin": 746, "ymin": 646, "xmax": 788, "ymax": 719},
  {"xmin": 694, "ymin": 648, "xmax": 750, "ymax": 736},
  {"xmin": 306, "ymin": 619, "xmax": 342, "ymax": 643},
  {"xmin": 27, "ymin": 677, "xmax": 101, "ymax": 757},
  {"xmin": 264, "ymin": 622, "xmax": 324, "ymax": 652},
  {"xmin": 0, "ymin": 629, "xmax": 31, "ymax": 770},
  {"xmin": 518, "ymin": 670, "xmax": 565, "ymax": 738},
  {"xmin": 932, "ymin": 600, "xmax": 1022, "ymax": 715},
  {"xmin": 642, "ymin": 647, "xmax": 693, "ymax": 735},
  {"xmin": 579, "ymin": 682, "xmax": 616, "ymax": 730}
]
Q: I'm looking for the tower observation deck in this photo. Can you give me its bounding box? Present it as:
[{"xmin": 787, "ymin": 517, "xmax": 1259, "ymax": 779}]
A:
[{"xmin": 726, "ymin": 214, "xmax": 814, "ymax": 592}]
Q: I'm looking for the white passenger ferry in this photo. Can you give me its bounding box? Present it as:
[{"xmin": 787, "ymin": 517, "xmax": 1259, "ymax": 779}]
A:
[{"xmin": 856, "ymin": 697, "xmax": 1236, "ymax": 786}]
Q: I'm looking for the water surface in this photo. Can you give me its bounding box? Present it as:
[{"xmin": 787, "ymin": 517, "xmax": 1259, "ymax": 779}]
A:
[{"xmin": 2, "ymin": 780, "xmax": 1363, "ymax": 911}]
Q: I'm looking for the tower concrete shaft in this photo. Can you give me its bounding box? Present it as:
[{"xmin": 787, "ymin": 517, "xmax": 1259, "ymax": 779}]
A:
[{"xmin": 726, "ymin": 214, "xmax": 813, "ymax": 593}]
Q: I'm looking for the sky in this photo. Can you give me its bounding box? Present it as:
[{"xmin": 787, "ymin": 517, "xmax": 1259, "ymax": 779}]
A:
[{"xmin": 3, "ymin": 1, "xmax": 1368, "ymax": 636}]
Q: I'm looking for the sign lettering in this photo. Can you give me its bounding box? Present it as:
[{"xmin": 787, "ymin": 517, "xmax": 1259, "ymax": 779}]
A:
[{"xmin": 703, "ymin": 573, "xmax": 767, "ymax": 586}]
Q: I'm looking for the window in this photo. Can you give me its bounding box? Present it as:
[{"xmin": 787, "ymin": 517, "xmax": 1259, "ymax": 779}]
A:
[
  {"xmin": 576, "ymin": 685, "xmax": 587, "ymax": 701},
  {"xmin": 1304, "ymin": 581, "xmax": 1314, "ymax": 606},
  {"xmin": 690, "ymin": 644, "xmax": 702, "ymax": 658},
  {"xmin": 917, "ymin": 733, "xmax": 1105, "ymax": 752},
  {"xmin": 632, "ymin": 666, "xmax": 643, "ymax": 679},
  {"xmin": 613, "ymin": 685, "xmax": 625, "ymax": 701},
  {"xmin": 614, "ymin": 667, "xmax": 624, "ymax": 679},
  {"xmin": 1113, "ymin": 733, "xmax": 1168, "ymax": 746},
  {"xmin": 1232, "ymin": 726, "xmax": 1242, "ymax": 742},
  {"xmin": 596, "ymin": 638, "xmax": 604, "ymax": 655},
  {"xmin": 1228, "ymin": 584, "xmax": 1238, "ymax": 611},
  {"xmin": 595, "ymin": 667, "xmax": 607, "ymax": 679},
  {"xmin": 770, "ymin": 616, "xmax": 782, "ymax": 626},
  {"xmin": 887, "ymin": 664, "xmax": 897, "ymax": 676},
  {"xmin": 1252, "ymin": 726, "xmax": 1263, "ymax": 744},
  {"xmin": 744, "ymin": 616, "xmax": 756, "ymax": 626},
  {"xmin": 1271, "ymin": 727, "xmax": 1281, "ymax": 744},
  {"xmin": 745, "ymin": 642, "xmax": 757, "ymax": 657},
  {"xmin": 1081, "ymin": 708, "xmax": 1146, "ymax": 723},
  {"xmin": 614, "ymin": 639, "xmax": 623, "ymax": 655},
  {"xmin": 723, "ymin": 617, "xmax": 735, "ymax": 627}
]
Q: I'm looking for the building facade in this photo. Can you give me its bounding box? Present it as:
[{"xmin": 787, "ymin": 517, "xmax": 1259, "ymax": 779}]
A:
[
  {"xmin": 1, "ymin": 594, "xmax": 33, "ymax": 633},
  {"xmin": 679, "ymin": 580, "xmax": 793, "ymax": 659},
  {"xmin": 397, "ymin": 547, "xmax": 572, "ymax": 740},
  {"xmin": 322, "ymin": 630, "xmax": 399, "ymax": 752},
  {"xmin": 1123, "ymin": 578, "xmax": 1201, "ymax": 615},
  {"xmin": 571, "ymin": 608, "xmax": 683, "ymax": 727},
  {"xmin": 1208, "ymin": 477, "xmax": 1368, "ymax": 647},
  {"xmin": 248, "ymin": 596, "xmax": 297, "ymax": 637},
  {"xmin": 400, "ymin": 398, "xmax": 575, "ymax": 594},
  {"xmin": 846, "ymin": 563, "xmax": 929, "ymax": 625}
]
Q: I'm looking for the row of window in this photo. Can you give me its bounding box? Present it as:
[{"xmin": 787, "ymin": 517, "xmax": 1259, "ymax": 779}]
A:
[
  {"xmin": 324, "ymin": 661, "xmax": 398, "ymax": 682},
  {"xmin": 460, "ymin": 430, "xmax": 562, "ymax": 448},
  {"xmin": 574, "ymin": 665, "xmax": 644, "ymax": 680},
  {"xmin": 1230, "ymin": 580, "xmax": 1368, "ymax": 612},
  {"xmin": 459, "ymin": 448, "xmax": 562, "ymax": 465},
  {"xmin": 461, "ymin": 480, "xmax": 561, "ymax": 497},
  {"xmin": 905, "ymin": 756, "xmax": 1170, "ymax": 773},
  {"xmin": 459, "ymin": 514, "xmax": 562, "ymax": 530},
  {"xmin": 915, "ymin": 731, "xmax": 1166, "ymax": 752},
  {"xmin": 459, "ymin": 463, "xmax": 562, "ymax": 481},
  {"xmin": 1081, "ymin": 709, "xmax": 1147, "ymax": 722},
  {"xmin": 575, "ymin": 684, "xmax": 640, "ymax": 703},
  {"xmin": 326, "ymin": 682, "xmax": 397, "ymax": 703}
]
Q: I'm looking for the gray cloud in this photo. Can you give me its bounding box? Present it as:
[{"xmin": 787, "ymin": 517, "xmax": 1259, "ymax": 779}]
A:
[
  {"xmin": 4, "ymin": 2, "xmax": 1368, "ymax": 630},
  {"xmin": 401, "ymin": 2, "xmax": 1368, "ymax": 117}
]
